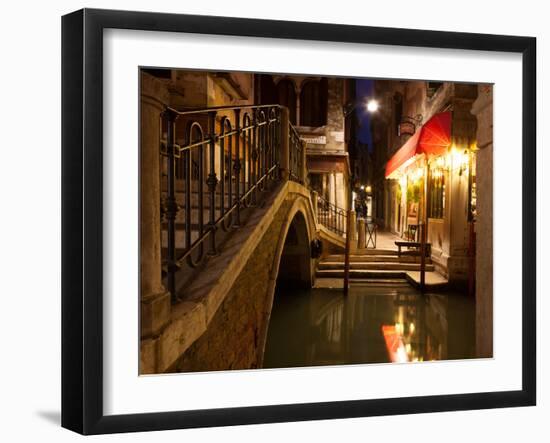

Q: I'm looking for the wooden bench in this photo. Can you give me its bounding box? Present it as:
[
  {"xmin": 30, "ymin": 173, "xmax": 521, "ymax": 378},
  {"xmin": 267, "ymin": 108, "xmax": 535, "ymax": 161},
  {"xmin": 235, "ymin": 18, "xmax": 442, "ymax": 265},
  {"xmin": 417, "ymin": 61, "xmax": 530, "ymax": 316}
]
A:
[{"xmin": 395, "ymin": 241, "xmax": 431, "ymax": 257}]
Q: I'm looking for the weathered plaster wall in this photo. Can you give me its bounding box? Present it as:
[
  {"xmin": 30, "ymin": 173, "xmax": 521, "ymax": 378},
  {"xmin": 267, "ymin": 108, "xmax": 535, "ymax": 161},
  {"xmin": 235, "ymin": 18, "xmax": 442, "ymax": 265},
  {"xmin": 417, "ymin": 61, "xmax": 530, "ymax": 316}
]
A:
[
  {"xmin": 325, "ymin": 78, "xmax": 345, "ymax": 152},
  {"xmin": 471, "ymin": 84, "xmax": 494, "ymax": 358}
]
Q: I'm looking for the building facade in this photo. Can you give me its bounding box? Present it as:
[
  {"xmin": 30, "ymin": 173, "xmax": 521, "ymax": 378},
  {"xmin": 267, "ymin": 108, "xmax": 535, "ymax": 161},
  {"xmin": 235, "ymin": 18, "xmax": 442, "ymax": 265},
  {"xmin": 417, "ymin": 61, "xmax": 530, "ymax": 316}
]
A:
[
  {"xmin": 256, "ymin": 74, "xmax": 353, "ymax": 211},
  {"xmin": 370, "ymin": 80, "xmax": 481, "ymax": 283}
]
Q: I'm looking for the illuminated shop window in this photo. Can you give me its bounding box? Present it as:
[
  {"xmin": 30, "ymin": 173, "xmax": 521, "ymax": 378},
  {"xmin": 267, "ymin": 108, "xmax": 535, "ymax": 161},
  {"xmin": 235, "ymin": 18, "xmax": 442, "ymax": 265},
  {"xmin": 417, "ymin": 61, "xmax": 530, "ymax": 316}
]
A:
[{"xmin": 428, "ymin": 166, "xmax": 445, "ymax": 219}]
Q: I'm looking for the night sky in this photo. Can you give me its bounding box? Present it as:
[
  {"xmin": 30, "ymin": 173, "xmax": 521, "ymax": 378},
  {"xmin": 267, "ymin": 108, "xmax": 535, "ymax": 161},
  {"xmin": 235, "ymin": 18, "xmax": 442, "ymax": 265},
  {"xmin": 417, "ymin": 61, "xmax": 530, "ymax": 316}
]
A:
[{"xmin": 355, "ymin": 79, "xmax": 375, "ymax": 151}]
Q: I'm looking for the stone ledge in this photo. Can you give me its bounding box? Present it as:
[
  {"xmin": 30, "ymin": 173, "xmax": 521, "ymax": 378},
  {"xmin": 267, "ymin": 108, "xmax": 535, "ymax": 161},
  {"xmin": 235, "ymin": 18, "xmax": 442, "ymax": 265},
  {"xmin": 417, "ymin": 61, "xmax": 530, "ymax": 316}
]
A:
[
  {"xmin": 158, "ymin": 301, "xmax": 207, "ymax": 372},
  {"xmin": 140, "ymin": 291, "xmax": 171, "ymax": 339}
]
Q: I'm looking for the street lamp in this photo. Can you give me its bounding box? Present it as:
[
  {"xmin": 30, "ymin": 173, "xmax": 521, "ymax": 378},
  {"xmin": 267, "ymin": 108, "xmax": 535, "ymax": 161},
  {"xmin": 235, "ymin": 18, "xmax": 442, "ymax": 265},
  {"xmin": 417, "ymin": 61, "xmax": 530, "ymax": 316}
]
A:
[
  {"xmin": 343, "ymin": 98, "xmax": 380, "ymax": 117},
  {"xmin": 366, "ymin": 99, "xmax": 379, "ymax": 113}
]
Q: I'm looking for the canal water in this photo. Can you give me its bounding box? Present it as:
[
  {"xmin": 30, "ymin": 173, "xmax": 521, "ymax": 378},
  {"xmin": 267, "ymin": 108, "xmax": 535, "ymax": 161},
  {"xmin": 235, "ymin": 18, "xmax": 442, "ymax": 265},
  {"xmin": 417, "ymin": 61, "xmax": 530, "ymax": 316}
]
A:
[{"xmin": 263, "ymin": 283, "xmax": 476, "ymax": 369}]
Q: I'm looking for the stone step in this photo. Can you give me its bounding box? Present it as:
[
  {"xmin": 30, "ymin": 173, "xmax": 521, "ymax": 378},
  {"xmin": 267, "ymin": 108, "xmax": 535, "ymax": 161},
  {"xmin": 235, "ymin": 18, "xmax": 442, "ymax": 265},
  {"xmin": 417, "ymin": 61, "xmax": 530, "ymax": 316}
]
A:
[
  {"xmin": 323, "ymin": 254, "xmax": 422, "ymax": 263},
  {"xmin": 326, "ymin": 251, "xmax": 400, "ymax": 258},
  {"xmin": 313, "ymin": 277, "xmax": 410, "ymax": 289},
  {"xmin": 316, "ymin": 269, "xmax": 408, "ymax": 279},
  {"xmin": 318, "ymin": 262, "xmax": 435, "ymax": 272},
  {"xmin": 351, "ymin": 279, "xmax": 411, "ymax": 286}
]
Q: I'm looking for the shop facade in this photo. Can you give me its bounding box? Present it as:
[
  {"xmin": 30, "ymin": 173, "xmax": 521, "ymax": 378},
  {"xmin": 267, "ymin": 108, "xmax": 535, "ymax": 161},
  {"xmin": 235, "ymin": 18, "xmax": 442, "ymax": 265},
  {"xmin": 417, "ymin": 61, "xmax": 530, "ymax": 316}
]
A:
[{"xmin": 372, "ymin": 81, "xmax": 480, "ymax": 283}]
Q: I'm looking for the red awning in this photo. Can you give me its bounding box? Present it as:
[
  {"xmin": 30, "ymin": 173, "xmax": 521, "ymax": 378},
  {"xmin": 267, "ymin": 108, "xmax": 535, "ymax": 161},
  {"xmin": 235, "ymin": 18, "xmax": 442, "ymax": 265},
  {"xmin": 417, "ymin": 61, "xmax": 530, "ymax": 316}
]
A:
[{"xmin": 385, "ymin": 111, "xmax": 451, "ymax": 178}]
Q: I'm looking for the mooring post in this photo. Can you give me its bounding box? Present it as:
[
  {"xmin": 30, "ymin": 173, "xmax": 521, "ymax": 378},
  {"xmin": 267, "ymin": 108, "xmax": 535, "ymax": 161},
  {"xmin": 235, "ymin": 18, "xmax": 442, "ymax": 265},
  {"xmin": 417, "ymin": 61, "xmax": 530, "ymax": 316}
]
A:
[
  {"xmin": 343, "ymin": 207, "xmax": 352, "ymax": 296},
  {"xmin": 420, "ymin": 221, "xmax": 426, "ymax": 293}
]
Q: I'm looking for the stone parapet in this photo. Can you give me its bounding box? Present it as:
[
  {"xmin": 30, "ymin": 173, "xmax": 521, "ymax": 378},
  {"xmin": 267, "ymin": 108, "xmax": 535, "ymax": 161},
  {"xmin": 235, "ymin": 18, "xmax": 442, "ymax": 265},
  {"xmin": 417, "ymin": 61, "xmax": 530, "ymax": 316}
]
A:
[{"xmin": 140, "ymin": 71, "xmax": 171, "ymax": 340}]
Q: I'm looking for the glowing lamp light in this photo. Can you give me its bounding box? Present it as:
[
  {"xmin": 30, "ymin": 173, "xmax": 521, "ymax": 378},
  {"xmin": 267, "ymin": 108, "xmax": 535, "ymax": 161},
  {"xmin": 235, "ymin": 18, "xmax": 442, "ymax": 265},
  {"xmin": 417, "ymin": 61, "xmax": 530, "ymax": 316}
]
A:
[
  {"xmin": 448, "ymin": 147, "xmax": 470, "ymax": 175},
  {"xmin": 365, "ymin": 185, "xmax": 372, "ymax": 193},
  {"xmin": 366, "ymin": 99, "xmax": 379, "ymax": 113}
]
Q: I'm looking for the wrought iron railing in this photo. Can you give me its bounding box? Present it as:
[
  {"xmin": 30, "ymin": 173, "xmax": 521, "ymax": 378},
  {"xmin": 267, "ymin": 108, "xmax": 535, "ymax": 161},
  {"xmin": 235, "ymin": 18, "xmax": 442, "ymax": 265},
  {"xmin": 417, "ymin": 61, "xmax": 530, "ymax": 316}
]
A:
[
  {"xmin": 316, "ymin": 195, "xmax": 348, "ymax": 237},
  {"xmin": 289, "ymin": 125, "xmax": 304, "ymax": 184},
  {"xmin": 160, "ymin": 103, "xmax": 305, "ymax": 302}
]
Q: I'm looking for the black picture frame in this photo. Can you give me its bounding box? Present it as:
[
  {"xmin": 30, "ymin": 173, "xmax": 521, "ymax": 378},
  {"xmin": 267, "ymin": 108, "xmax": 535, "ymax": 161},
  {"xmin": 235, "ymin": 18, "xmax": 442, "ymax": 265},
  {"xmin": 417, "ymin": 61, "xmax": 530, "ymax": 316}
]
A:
[{"xmin": 61, "ymin": 8, "xmax": 536, "ymax": 435}]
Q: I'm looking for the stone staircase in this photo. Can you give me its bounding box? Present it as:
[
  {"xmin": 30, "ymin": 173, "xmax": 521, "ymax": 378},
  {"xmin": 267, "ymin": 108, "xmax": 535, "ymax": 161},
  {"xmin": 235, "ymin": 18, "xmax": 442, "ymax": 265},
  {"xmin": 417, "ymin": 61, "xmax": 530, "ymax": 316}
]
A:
[{"xmin": 316, "ymin": 249, "xmax": 435, "ymax": 284}]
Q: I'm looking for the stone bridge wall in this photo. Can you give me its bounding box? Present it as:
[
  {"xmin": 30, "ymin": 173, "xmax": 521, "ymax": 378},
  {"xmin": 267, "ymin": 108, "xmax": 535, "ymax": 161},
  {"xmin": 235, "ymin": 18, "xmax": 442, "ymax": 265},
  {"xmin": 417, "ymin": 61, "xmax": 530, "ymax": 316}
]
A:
[
  {"xmin": 141, "ymin": 181, "xmax": 321, "ymax": 374},
  {"xmin": 169, "ymin": 199, "xmax": 293, "ymax": 372}
]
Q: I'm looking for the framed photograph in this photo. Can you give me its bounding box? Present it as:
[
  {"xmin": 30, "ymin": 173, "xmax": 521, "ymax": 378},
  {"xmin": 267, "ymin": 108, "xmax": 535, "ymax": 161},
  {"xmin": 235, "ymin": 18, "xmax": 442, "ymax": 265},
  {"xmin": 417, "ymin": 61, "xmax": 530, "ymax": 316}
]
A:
[{"xmin": 61, "ymin": 8, "xmax": 536, "ymax": 435}]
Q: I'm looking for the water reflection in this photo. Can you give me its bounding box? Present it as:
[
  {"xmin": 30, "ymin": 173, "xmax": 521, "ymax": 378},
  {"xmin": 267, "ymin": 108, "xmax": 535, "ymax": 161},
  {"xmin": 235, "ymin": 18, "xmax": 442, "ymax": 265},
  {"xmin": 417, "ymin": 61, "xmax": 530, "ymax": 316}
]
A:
[{"xmin": 263, "ymin": 283, "xmax": 476, "ymax": 369}]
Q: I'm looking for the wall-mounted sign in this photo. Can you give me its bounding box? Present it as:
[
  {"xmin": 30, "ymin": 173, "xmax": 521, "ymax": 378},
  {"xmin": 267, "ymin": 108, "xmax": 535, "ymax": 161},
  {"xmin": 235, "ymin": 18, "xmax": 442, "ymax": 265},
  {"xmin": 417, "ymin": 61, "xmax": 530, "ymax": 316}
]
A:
[
  {"xmin": 398, "ymin": 121, "xmax": 416, "ymax": 137},
  {"xmin": 301, "ymin": 135, "xmax": 327, "ymax": 145},
  {"xmin": 330, "ymin": 131, "xmax": 345, "ymax": 142}
]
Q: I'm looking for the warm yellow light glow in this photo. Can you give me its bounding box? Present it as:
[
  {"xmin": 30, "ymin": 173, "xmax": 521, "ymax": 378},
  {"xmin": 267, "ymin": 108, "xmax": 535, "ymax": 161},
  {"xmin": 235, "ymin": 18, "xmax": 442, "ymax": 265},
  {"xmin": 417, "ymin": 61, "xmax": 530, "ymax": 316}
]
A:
[
  {"xmin": 409, "ymin": 323, "xmax": 415, "ymax": 335},
  {"xmin": 399, "ymin": 175, "xmax": 407, "ymax": 190},
  {"xmin": 395, "ymin": 322, "xmax": 403, "ymax": 335},
  {"xmin": 432, "ymin": 169, "xmax": 442, "ymax": 179},
  {"xmin": 365, "ymin": 185, "xmax": 372, "ymax": 193},
  {"xmin": 411, "ymin": 167, "xmax": 424, "ymax": 182},
  {"xmin": 366, "ymin": 99, "xmax": 379, "ymax": 113},
  {"xmin": 447, "ymin": 147, "xmax": 470, "ymax": 173}
]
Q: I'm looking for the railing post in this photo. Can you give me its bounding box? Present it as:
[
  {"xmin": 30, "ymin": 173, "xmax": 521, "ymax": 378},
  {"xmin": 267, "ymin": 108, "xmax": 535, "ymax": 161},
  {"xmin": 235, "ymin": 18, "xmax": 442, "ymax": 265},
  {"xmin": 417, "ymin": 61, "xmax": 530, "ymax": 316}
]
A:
[
  {"xmin": 234, "ymin": 108, "xmax": 241, "ymax": 226},
  {"xmin": 420, "ymin": 221, "xmax": 426, "ymax": 293},
  {"xmin": 165, "ymin": 108, "xmax": 180, "ymax": 303},
  {"xmin": 207, "ymin": 110, "xmax": 218, "ymax": 255},
  {"xmin": 357, "ymin": 218, "xmax": 366, "ymax": 249},
  {"xmin": 343, "ymin": 204, "xmax": 352, "ymax": 296},
  {"xmin": 349, "ymin": 211, "xmax": 357, "ymax": 251},
  {"xmin": 139, "ymin": 72, "xmax": 171, "ymax": 340},
  {"xmin": 251, "ymin": 108, "xmax": 258, "ymax": 204},
  {"xmin": 300, "ymin": 138, "xmax": 307, "ymax": 184},
  {"xmin": 312, "ymin": 190, "xmax": 318, "ymax": 220},
  {"xmin": 280, "ymin": 107, "xmax": 290, "ymax": 180}
]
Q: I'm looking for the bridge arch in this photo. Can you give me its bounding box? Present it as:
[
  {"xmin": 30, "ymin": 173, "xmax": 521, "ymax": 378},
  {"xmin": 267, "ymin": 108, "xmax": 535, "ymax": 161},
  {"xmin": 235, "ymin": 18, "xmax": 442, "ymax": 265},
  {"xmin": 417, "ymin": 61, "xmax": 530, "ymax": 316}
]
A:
[
  {"xmin": 256, "ymin": 194, "xmax": 317, "ymax": 366},
  {"xmin": 276, "ymin": 210, "xmax": 312, "ymax": 289}
]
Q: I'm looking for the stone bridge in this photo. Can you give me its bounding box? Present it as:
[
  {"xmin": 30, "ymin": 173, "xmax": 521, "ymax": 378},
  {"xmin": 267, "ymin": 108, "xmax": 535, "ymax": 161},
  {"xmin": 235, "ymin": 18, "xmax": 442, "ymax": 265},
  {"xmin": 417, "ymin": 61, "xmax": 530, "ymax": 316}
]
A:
[
  {"xmin": 141, "ymin": 179, "xmax": 341, "ymax": 374},
  {"xmin": 139, "ymin": 74, "xmax": 346, "ymax": 373}
]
